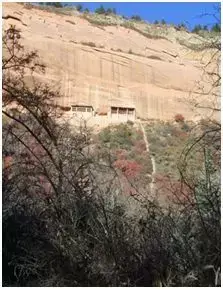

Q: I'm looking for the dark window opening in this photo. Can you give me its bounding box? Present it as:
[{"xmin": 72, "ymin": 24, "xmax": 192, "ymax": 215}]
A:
[
  {"xmin": 111, "ymin": 106, "xmax": 135, "ymax": 115},
  {"xmin": 77, "ymin": 106, "xmax": 86, "ymax": 112},
  {"xmin": 71, "ymin": 105, "xmax": 93, "ymax": 112},
  {"xmin": 111, "ymin": 107, "xmax": 118, "ymax": 114},
  {"xmin": 128, "ymin": 108, "xmax": 134, "ymax": 115},
  {"xmin": 119, "ymin": 108, "xmax": 127, "ymax": 114}
]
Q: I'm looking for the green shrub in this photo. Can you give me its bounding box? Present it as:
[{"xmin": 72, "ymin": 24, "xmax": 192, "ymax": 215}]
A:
[
  {"xmin": 76, "ymin": 4, "xmax": 83, "ymax": 12},
  {"xmin": 181, "ymin": 122, "xmax": 190, "ymax": 132},
  {"xmin": 95, "ymin": 5, "xmax": 106, "ymax": 14},
  {"xmin": 131, "ymin": 15, "xmax": 141, "ymax": 21},
  {"xmin": 211, "ymin": 23, "xmax": 221, "ymax": 33},
  {"xmin": 111, "ymin": 124, "xmax": 133, "ymax": 149},
  {"xmin": 99, "ymin": 127, "xmax": 111, "ymax": 143},
  {"xmin": 45, "ymin": 2, "xmax": 63, "ymax": 8},
  {"xmin": 192, "ymin": 24, "xmax": 202, "ymax": 34},
  {"xmin": 99, "ymin": 124, "xmax": 136, "ymax": 150},
  {"xmin": 127, "ymin": 120, "xmax": 134, "ymax": 126},
  {"xmin": 106, "ymin": 8, "xmax": 113, "ymax": 15}
]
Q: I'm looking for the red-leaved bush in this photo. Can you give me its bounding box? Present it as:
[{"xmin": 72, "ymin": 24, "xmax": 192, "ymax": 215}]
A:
[
  {"xmin": 3, "ymin": 156, "xmax": 13, "ymax": 180},
  {"xmin": 174, "ymin": 113, "xmax": 185, "ymax": 122},
  {"xmin": 113, "ymin": 159, "xmax": 142, "ymax": 178},
  {"xmin": 4, "ymin": 156, "xmax": 13, "ymax": 170}
]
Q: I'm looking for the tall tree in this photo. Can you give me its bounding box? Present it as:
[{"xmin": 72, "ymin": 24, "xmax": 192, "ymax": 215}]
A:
[
  {"xmin": 76, "ymin": 4, "xmax": 83, "ymax": 12},
  {"xmin": 95, "ymin": 5, "xmax": 105, "ymax": 14}
]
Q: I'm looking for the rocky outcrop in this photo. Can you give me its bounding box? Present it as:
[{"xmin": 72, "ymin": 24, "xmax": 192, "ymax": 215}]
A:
[{"xmin": 3, "ymin": 3, "xmax": 219, "ymax": 122}]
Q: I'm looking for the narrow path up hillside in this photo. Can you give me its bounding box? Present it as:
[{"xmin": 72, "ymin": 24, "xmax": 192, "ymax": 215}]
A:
[{"xmin": 138, "ymin": 121, "xmax": 156, "ymax": 197}]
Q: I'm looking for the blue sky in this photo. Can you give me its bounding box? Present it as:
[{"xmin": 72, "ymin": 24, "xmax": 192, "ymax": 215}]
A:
[{"xmin": 64, "ymin": 2, "xmax": 220, "ymax": 30}]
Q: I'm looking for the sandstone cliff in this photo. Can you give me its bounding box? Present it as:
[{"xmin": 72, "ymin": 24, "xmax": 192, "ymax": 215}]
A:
[{"xmin": 3, "ymin": 3, "xmax": 220, "ymax": 122}]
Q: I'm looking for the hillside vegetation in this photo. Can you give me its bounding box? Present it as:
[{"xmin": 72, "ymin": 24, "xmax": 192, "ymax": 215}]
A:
[{"xmin": 22, "ymin": 2, "xmax": 220, "ymax": 50}]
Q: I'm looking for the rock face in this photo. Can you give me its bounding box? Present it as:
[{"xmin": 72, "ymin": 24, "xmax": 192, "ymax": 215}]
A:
[{"xmin": 3, "ymin": 3, "xmax": 220, "ymax": 124}]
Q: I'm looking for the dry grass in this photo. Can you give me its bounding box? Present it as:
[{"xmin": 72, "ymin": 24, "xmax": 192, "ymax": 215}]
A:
[
  {"xmin": 177, "ymin": 38, "xmax": 216, "ymax": 51},
  {"xmin": 121, "ymin": 22, "xmax": 167, "ymax": 41},
  {"xmin": 81, "ymin": 14, "xmax": 118, "ymax": 27},
  {"xmin": 22, "ymin": 3, "xmax": 76, "ymax": 16}
]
